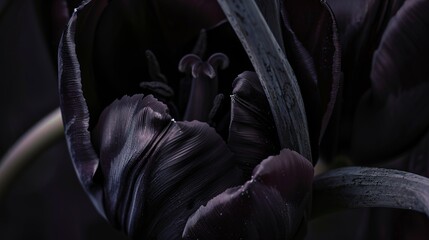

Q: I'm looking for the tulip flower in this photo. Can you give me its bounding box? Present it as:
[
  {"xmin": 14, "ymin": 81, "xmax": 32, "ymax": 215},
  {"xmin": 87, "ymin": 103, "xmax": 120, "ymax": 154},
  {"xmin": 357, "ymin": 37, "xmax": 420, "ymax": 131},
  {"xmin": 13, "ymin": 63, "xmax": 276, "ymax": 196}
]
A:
[
  {"xmin": 58, "ymin": 0, "xmax": 340, "ymax": 239},
  {"xmin": 325, "ymin": 0, "xmax": 429, "ymax": 165},
  {"xmin": 320, "ymin": 1, "xmax": 429, "ymax": 239}
]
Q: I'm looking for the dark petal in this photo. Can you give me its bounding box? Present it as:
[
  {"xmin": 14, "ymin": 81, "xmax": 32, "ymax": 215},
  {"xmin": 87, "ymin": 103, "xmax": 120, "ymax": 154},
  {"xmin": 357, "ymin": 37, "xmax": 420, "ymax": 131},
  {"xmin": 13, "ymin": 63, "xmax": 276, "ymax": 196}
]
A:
[
  {"xmin": 351, "ymin": 0, "xmax": 429, "ymax": 162},
  {"xmin": 91, "ymin": 94, "xmax": 242, "ymax": 239},
  {"xmin": 73, "ymin": 0, "xmax": 108, "ymax": 128},
  {"xmin": 281, "ymin": 0, "xmax": 341, "ymax": 159},
  {"xmin": 91, "ymin": 94, "xmax": 171, "ymax": 224},
  {"xmin": 228, "ymin": 72, "xmax": 280, "ymax": 178},
  {"xmin": 327, "ymin": 0, "xmax": 405, "ymax": 51},
  {"xmin": 183, "ymin": 149, "xmax": 313, "ymax": 240},
  {"xmin": 324, "ymin": 0, "xmax": 405, "ymax": 155},
  {"xmin": 58, "ymin": 5, "xmax": 105, "ymax": 217}
]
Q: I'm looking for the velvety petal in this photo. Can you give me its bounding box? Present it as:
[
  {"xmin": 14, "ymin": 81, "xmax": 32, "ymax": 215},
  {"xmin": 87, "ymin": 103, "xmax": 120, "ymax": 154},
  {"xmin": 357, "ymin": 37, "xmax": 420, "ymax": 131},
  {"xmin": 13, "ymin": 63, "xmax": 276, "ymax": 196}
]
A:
[
  {"xmin": 91, "ymin": 94, "xmax": 242, "ymax": 239},
  {"xmin": 324, "ymin": 0, "xmax": 406, "ymax": 155},
  {"xmin": 228, "ymin": 71, "xmax": 280, "ymax": 177},
  {"xmin": 60, "ymin": 6, "xmax": 241, "ymax": 239},
  {"xmin": 332, "ymin": 0, "xmax": 405, "ymax": 100},
  {"xmin": 58, "ymin": 4, "xmax": 105, "ymax": 216},
  {"xmin": 73, "ymin": 0, "xmax": 108, "ymax": 128},
  {"xmin": 183, "ymin": 149, "xmax": 314, "ymax": 240},
  {"xmin": 280, "ymin": 0, "xmax": 341, "ymax": 159},
  {"xmin": 351, "ymin": 0, "xmax": 429, "ymax": 162},
  {"xmin": 327, "ymin": 0, "xmax": 405, "ymax": 52}
]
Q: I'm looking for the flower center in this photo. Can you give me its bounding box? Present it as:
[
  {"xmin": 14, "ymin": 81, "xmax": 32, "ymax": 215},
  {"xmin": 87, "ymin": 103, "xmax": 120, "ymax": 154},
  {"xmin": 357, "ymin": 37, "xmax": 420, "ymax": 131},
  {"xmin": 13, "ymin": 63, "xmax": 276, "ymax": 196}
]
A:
[{"xmin": 178, "ymin": 53, "xmax": 229, "ymax": 122}]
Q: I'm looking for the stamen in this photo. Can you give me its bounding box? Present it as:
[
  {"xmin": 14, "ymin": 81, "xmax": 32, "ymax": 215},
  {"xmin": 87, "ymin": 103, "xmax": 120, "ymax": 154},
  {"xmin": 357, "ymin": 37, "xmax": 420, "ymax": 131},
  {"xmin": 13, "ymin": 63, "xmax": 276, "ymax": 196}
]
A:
[{"xmin": 178, "ymin": 53, "xmax": 229, "ymax": 122}]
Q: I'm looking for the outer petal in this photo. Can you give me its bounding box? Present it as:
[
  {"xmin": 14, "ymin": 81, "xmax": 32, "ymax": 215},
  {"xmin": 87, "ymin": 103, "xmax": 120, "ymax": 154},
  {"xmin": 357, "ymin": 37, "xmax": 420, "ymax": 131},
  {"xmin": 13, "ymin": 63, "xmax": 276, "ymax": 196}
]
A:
[
  {"xmin": 281, "ymin": 0, "xmax": 341, "ymax": 159},
  {"xmin": 351, "ymin": 0, "xmax": 429, "ymax": 162},
  {"xmin": 324, "ymin": 0, "xmax": 405, "ymax": 155},
  {"xmin": 228, "ymin": 71, "xmax": 280, "ymax": 177},
  {"xmin": 58, "ymin": 3, "xmax": 105, "ymax": 216},
  {"xmin": 183, "ymin": 149, "xmax": 313, "ymax": 240},
  {"xmin": 59, "ymin": 5, "xmax": 241, "ymax": 239},
  {"xmin": 91, "ymin": 94, "xmax": 242, "ymax": 239}
]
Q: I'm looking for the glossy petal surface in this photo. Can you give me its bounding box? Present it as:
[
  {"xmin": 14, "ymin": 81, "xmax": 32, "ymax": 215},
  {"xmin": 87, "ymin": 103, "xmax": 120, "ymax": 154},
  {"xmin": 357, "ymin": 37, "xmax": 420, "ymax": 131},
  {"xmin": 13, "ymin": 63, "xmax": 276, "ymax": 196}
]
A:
[
  {"xmin": 183, "ymin": 149, "xmax": 313, "ymax": 240},
  {"xmin": 229, "ymin": 71, "xmax": 280, "ymax": 177},
  {"xmin": 59, "ymin": 1, "xmax": 319, "ymax": 239},
  {"xmin": 92, "ymin": 94, "xmax": 242, "ymax": 239}
]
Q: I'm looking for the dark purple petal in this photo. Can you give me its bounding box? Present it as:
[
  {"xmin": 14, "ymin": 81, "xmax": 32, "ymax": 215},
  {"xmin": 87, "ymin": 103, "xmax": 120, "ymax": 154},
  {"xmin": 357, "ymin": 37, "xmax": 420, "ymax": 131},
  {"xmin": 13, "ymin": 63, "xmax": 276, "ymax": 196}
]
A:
[
  {"xmin": 351, "ymin": 0, "xmax": 429, "ymax": 162},
  {"xmin": 183, "ymin": 149, "xmax": 313, "ymax": 240},
  {"xmin": 59, "ymin": 6, "xmax": 242, "ymax": 239},
  {"xmin": 73, "ymin": 0, "xmax": 108, "ymax": 128},
  {"xmin": 58, "ymin": 4, "xmax": 105, "ymax": 216},
  {"xmin": 281, "ymin": 0, "xmax": 341, "ymax": 159},
  {"xmin": 324, "ymin": 0, "xmax": 406, "ymax": 155},
  {"xmin": 228, "ymin": 71, "xmax": 280, "ymax": 177},
  {"xmin": 91, "ymin": 94, "xmax": 242, "ymax": 239},
  {"xmin": 327, "ymin": 0, "xmax": 405, "ymax": 52}
]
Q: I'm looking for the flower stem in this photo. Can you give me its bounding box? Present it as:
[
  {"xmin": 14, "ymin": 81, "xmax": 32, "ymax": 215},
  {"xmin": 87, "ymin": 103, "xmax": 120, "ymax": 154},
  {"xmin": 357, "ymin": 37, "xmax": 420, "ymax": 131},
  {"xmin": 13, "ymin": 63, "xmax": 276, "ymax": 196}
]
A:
[
  {"xmin": 0, "ymin": 108, "xmax": 63, "ymax": 199},
  {"xmin": 217, "ymin": 0, "xmax": 312, "ymax": 162},
  {"xmin": 312, "ymin": 167, "xmax": 429, "ymax": 218}
]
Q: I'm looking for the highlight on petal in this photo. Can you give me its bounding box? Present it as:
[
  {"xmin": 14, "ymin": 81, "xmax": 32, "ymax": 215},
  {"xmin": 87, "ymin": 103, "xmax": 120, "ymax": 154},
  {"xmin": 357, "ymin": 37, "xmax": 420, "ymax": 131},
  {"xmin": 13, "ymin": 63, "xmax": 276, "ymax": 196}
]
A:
[
  {"xmin": 183, "ymin": 149, "xmax": 313, "ymax": 240},
  {"xmin": 58, "ymin": 3, "xmax": 105, "ymax": 216},
  {"xmin": 351, "ymin": 0, "xmax": 429, "ymax": 162},
  {"xmin": 91, "ymin": 94, "xmax": 242, "ymax": 239},
  {"xmin": 229, "ymin": 71, "xmax": 280, "ymax": 177},
  {"xmin": 59, "ymin": 10, "xmax": 242, "ymax": 237}
]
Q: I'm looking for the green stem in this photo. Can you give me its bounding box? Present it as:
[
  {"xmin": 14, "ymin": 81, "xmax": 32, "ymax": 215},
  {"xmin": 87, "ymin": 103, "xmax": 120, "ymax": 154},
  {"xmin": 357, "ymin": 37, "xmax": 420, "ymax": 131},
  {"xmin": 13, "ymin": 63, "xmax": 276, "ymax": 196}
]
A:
[
  {"xmin": 0, "ymin": 108, "xmax": 63, "ymax": 199},
  {"xmin": 312, "ymin": 167, "xmax": 429, "ymax": 218}
]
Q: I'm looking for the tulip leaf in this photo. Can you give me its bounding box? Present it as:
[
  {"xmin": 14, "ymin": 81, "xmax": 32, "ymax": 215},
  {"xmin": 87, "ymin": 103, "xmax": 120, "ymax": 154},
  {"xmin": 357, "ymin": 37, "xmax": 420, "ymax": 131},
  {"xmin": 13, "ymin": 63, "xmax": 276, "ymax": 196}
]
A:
[
  {"xmin": 312, "ymin": 167, "xmax": 429, "ymax": 218},
  {"xmin": 217, "ymin": 0, "xmax": 312, "ymax": 162}
]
